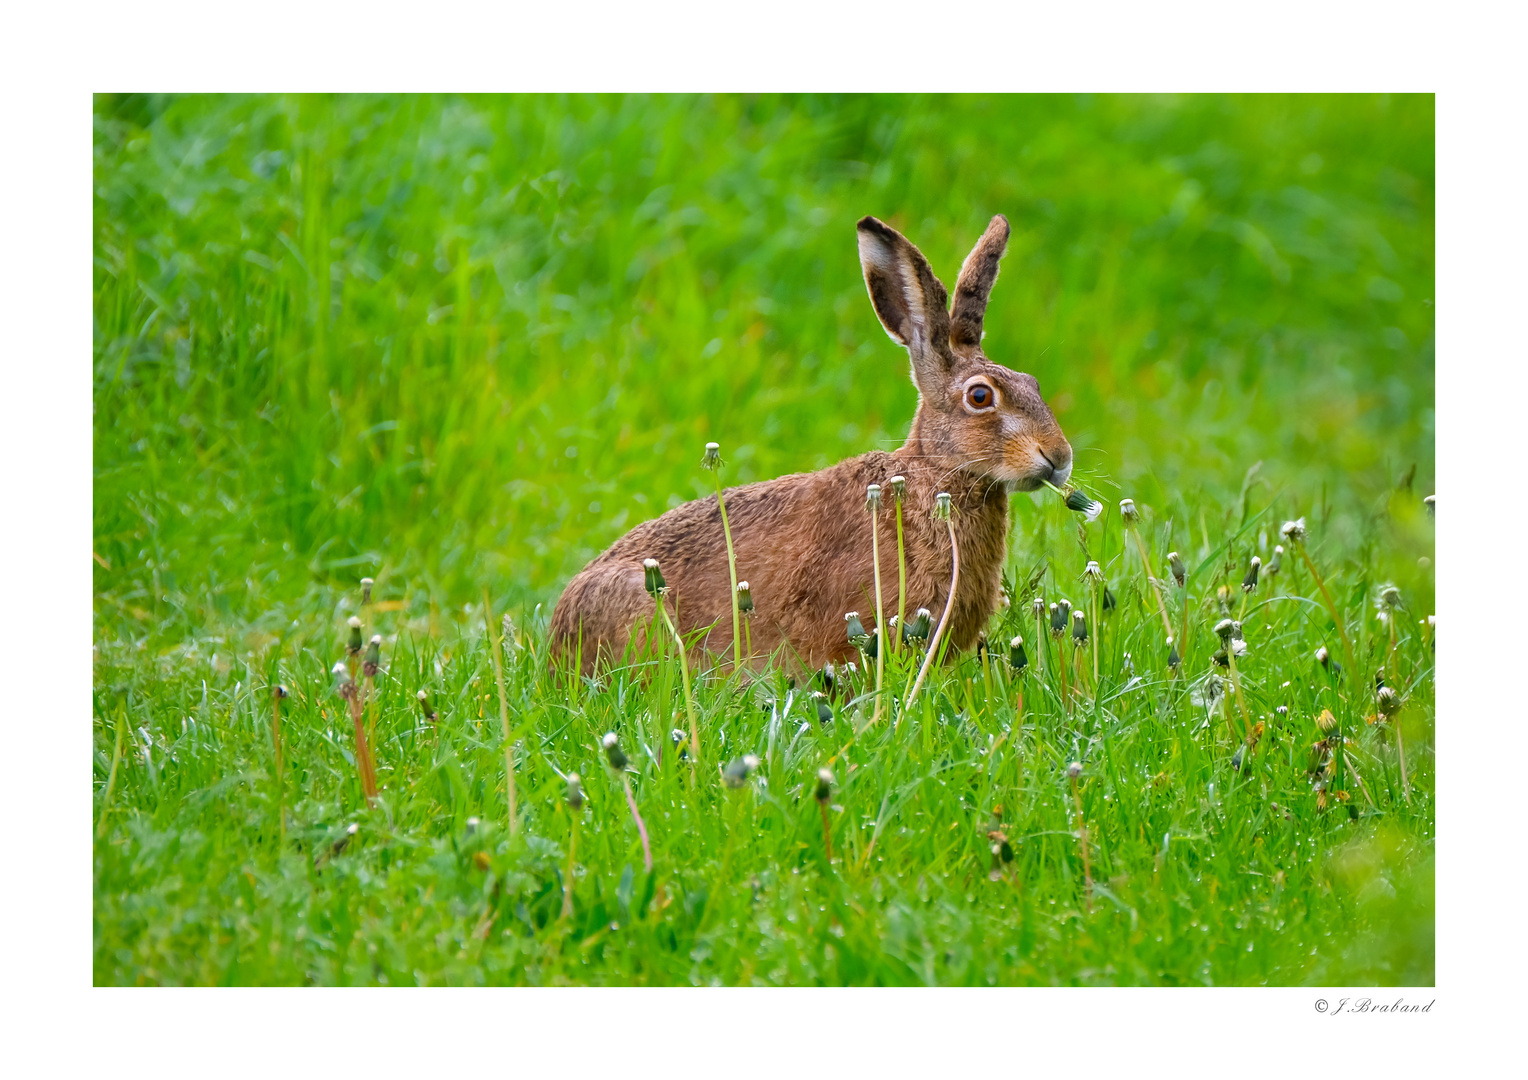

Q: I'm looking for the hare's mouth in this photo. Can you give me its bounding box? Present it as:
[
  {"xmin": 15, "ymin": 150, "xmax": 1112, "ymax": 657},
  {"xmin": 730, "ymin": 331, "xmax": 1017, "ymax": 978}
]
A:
[{"xmin": 1000, "ymin": 448, "xmax": 1071, "ymax": 492}]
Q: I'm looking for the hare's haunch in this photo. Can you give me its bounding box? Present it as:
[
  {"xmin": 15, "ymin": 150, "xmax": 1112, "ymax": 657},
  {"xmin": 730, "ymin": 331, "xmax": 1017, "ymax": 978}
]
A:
[{"xmin": 550, "ymin": 215, "xmax": 1073, "ymax": 675}]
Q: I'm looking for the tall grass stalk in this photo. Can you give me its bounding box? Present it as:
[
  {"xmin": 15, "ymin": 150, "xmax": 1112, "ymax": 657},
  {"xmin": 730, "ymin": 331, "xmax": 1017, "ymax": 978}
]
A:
[
  {"xmin": 96, "ymin": 704, "xmax": 127, "ymax": 841},
  {"xmin": 653, "ymin": 589, "xmax": 701, "ymax": 768},
  {"xmin": 867, "ymin": 484, "xmax": 886, "ymax": 725},
  {"xmin": 562, "ymin": 812, "xmax": 579, "ymax": 919},
  {"xmin": 483, "ymin": 588, "xmax": 519, "ymax": 836},
  {"xmin": 1294, "ymin": 542, "xmax": 1356, "ymax": 687},
  {"xmin": 890, "ymin": 476, "xmax": 908, "ymax": 657},
  {"xmin": 1069, "ymin": 764, "xmax": 1092, "ymax": 915},
  {"xmin": 703, "ymin": 444, "xmax": 742, "ymax": 672},
  {"xmin": 1127, "ymin": 527, "xmax": 1175, "ymax": 641},
  {"xmin": 905, "ymin": 494, "xmax": 958, "ymax": 711}
]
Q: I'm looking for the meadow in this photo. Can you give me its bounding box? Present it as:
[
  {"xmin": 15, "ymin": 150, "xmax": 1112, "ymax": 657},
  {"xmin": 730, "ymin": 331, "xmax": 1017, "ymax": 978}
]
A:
[{"xmin": 92, "ymin": 94, "xmax": 1435, "ymax": 985}]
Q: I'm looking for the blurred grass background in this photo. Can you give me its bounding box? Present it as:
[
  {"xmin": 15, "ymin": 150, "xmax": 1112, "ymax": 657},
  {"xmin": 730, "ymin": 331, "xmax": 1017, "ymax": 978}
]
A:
[
  {"xmin": 92, "ymin": 94, "xmax": 1433, "ymax": 637},
  {"xmin": 92, "ymin": 96, "xmax": 1434, "ymax": 986}
]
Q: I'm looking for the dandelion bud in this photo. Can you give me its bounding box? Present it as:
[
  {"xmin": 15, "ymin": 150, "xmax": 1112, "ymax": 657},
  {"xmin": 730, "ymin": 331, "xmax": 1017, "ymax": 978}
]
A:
[
  {"xmin": 1214, "ymin": 618, "xmax": 1236, "ymax": 643},
  {"xmin": 1231, "ymin": 745, "xmax": 1246, "ymax": 772},
  {"xmin": 845, "ymin": 611, "xmax": 868, "ymax": 648},
  {"xmin": 465, "ymin": 816, "xmax": 479, "ymax": 835},
  {"xmin": 865, "ymin": 626, "xmax": 879, "ymax": 660},
  {"xmin": 1167, "ymin": 637, "xmax": 1180, "ymax": 670},
  {"xmin": 1280, "ymin": 517, "xmax": 1307, "ymax": 545},
  {"xmin": 1242, "ymin": 556, "xmax": 1261, "ymax": 593},
  {"xmin": 1423, "ymin": 494, "xmax": 1434, "ymax": 516},
  {"xmin": 1376, "ymin": 686, "xmax": 1401, "ymax": 718},
  {"xmin": 1102, "ymin": 587, "xmax": 1117, "ymax": 612},
  {"xmin": 670, "ymin": 728, "xmax": 687, "ymax": 748},
  {"xmin": 331, "ymin": 661, "xmax": 354, "ymax": 696},
  {"xmin": 360, "ymin": 577, "xmax": 374, "ymax": 605},
  {"xmin": 1009, "ymin": 634, "xmax": 1028, "ymax": 673},
  {"xmin": 815, "ymin": 768, "xmax": 834, "ymax": 804},
  {"xmin": 602, "ymin": 731, "xmax": 628, "ymax": 772},
  {"xmin": 565, "ymin": 773, "xmax": 585, "ymax": 811},
  {"xmin": 1167, "ymin": 551, "xmax": 1185, "ymax": 588},
  {"xmin": 1071, "ymin": 609, "xmax": 1088, "ymax": 647},
  {"xmin": 701, "ymin": 442, "xmax": 721, "ymax": 471},
  {"xmin": 934, "ymin": 491, "xmax": 952, "ymax": 521},
  {"xmin": 813, "ymin": 691, "xmax": 833, "ymax": 725},
  {"xmin": 736, "ymin": 580, "xmax": 754, "ymax": 614},
  {"xmin": 347, "ymin": 616, "xmax": 363, "ymax": 654},
  {"xmin": 362, "ymin": 634, "xmax": 382, "ymax": 677},
  {"xmin": 887, "ymin": 475, "xmax": 906, "ymax": 499},
  {"xmin": 1378, "ymin": 584, "xmax": 1402, "ymax": 609},
  {"xmin": 1212, "ymin": 649, "xmax": 1229, "ymax": 668},
  {"xmin": 904, "ymin": 608, "xmax": 932, "ymax": 643},
  {"xmin": 1032, "ymin": 597, "xmax": 1045, "ymax": 619},
  {"xmin": 415, "ymin": 688, "xmax": 436, "ymax": 722},
  {"xmin": 1119, "ymin": 498, "xmax": 1140, "ymax": 525},
  {"xmin": 1065, "ymin": 488, "xmax": 1103, "ymax": 522},
  {"xmin": 642, "ymin": 557, "xmax": 666, "ymax": 596},
  {"xmin": 723, "ymin": 755, "xmax": 757, "ymax": 788},
  {"xmin": 274, "ymin": 684, "xmax": 289, "ymax": 700},
  {"xmin": 1066, "ymin": 761, "xmax": 1083, "ymax": 780},
  {"xmin": 1083, "ymin": 560, "xmax": 1103, "ymax": 583},
  {"xmin": 1266, "ymin": 545, "xmax": 1283, "ymax": 575},
  {"xmin": 865, "ymin": 483, "xmax": 882, "ymax": 513}
]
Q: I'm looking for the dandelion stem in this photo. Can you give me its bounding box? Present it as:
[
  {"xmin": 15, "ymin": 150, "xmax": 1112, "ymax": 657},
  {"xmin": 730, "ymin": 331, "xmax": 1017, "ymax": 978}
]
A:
[
  {"xmin": 622, "ymin": 774, "xmax": 654, "ymax": 872},
  {"xmin": 1386, "ymin": 612, "xmax": 1410, "ymax": 803},
  {"xmin": 1091, "ymin": 587, "xmax": 1100, "ymax": 685},
  {"xmin": 712, "ymin": 472, "xmax": 742, "ymax": 673},
  {"xmin": 562, "ymin": 812, "xmax": 578, "ymax": 919},
  {"xmin": 1129, "ymin": 529, "xmax": 1176, "ymax": 641},
  {"xmin": 870, "ymin": 502, "xmax": 886, "ymax": 725},
  {"xmin": 905, "ymin": 515, "xmax": 960, "ymax": 711},
  {"xmin": 344, "ymin": 686, "xmax": 379, "ymax": 805},
  {"xmin": 655, "ymin": 597, "xmax": 702, "ymax": 770},
  {"xmin": 482, "ymin": 587, "xmax": 519, "ymax": 836},
  {"xmin": 1225, "ymin": 647, "xmax": 1252, "ymax": 741},
  {"xmin": 894, "ymin": 493, "xmax": 907, "ymax": 657},
  {"xmin": 1057, "ymin": 620, "xmax": 1071, "ymax": 708},
  {"xmin": 1297, "ymin": 546, "xmax": 1356, "ymax": 686},
  {"xmin": 819, "ymin": 800, "xmax": 833, "ymax": 862},
  {"xmin": 1070, "ymin": 772, "xmax": 1092, "ymax": 915},
  {"xmin": 1036, "ymin": 604, "xmax": 1046, "ymax": 679}
]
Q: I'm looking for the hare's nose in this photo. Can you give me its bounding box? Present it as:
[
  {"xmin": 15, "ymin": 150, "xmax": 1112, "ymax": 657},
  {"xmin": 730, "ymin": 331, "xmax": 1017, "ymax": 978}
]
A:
[{"xmin": 1039, "ymin": 448, "xmax": 1072, "ymax": 488}]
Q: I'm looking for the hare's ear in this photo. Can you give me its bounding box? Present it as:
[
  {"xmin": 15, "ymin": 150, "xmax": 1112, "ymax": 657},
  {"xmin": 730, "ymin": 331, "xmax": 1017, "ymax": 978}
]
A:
[
  {"xmin": 857, "ymin": 216, "xmax": 952, "ymax": 386},
  {"xmin": 949, "ymin": 214, "xmax": 1010, "ymax": 351}
]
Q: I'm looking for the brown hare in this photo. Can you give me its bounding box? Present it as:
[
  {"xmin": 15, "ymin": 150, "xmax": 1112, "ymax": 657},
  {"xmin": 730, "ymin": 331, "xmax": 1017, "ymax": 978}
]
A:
[{"xmin": 550, "ymin": 214, "xmax": 1073, "ymax": 675}]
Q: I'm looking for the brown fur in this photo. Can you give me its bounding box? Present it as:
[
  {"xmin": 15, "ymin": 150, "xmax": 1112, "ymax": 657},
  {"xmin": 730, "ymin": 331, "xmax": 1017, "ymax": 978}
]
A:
[{"xmin": 550, "ymin": 215, "xmax": 1073, "ymax": 675}]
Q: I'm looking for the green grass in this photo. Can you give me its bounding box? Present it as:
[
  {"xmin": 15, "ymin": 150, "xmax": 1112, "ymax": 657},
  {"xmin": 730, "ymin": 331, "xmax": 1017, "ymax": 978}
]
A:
[{"xmin": 92, "ymin": 93, "xmax": 1434, "ymax": 985}]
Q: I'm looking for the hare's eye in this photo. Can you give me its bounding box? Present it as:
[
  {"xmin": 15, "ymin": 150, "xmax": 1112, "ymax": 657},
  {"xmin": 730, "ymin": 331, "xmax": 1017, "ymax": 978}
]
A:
[{"xmin": 965, "ymin": 384, "xmax": 994, "ymax": 410}]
